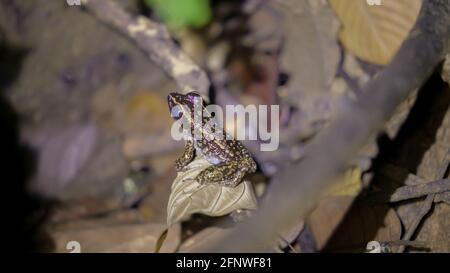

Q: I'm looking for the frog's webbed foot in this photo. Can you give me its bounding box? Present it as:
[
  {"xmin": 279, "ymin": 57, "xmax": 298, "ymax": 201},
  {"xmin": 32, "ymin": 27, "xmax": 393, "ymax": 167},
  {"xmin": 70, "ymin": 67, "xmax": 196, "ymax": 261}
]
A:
[
  {"xmin": 195, "ymin": 160, "xmax": 249, "ymax": 187},
  {"xmin": 175, "ymin": 140, "xmax": 195, "ymax": 171}
]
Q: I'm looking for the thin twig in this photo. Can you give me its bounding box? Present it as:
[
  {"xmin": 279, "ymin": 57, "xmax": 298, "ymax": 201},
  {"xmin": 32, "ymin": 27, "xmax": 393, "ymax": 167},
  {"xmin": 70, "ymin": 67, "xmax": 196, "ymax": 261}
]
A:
[
  {"xmin": 384, "ymin": 240, "xmax": 427, "ymax": 248},
  {"xmin": 367, "ymin": 178, "xmax": 450, "ymax": 203},
  {"xmin": 398, "ymin": 149, "xmax": 450, "ymax": 252},
  {"xmin": 398, "ymin": 194, "xmax": 434, "ymax": 253}
]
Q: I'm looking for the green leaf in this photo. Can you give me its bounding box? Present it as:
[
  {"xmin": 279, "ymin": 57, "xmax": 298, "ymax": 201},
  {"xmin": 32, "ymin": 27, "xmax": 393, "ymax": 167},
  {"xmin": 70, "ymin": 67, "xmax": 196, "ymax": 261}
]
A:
[{"xmin": 144, "ymin": 0, "xmax": 212, "ymax": 29}]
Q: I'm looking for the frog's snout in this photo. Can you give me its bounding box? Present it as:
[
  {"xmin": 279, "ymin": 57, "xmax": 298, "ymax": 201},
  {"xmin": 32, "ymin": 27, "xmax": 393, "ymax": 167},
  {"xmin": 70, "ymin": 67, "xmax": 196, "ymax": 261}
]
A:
[
  {"xmin": 168, "ymin": 93, "xmax": 184, "ymax": 120},
  {"xmin": 167, "ymin": 92, "xmax": 177, "ymax": 110}
]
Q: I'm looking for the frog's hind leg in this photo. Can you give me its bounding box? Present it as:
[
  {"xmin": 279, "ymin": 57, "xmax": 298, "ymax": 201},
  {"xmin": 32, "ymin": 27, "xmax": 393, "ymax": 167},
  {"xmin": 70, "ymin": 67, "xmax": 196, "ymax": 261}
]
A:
[
  {"xmin": 175, "ymin": 140, "xmax": 195, "ymax": 171},
  {"xmin": 195, "ymin": 160, "xmax": 248, "ymax": 187}
]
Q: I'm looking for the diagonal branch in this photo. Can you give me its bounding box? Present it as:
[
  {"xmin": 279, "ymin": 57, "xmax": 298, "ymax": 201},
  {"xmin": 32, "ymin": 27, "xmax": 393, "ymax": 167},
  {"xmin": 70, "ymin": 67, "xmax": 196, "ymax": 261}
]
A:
[{"xmin": 212, "ymin": 0, "xmax": 450, "ymax": 252}]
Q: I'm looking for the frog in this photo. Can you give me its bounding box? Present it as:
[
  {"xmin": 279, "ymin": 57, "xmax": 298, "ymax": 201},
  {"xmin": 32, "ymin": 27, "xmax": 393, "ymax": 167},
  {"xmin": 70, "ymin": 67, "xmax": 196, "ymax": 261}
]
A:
[{"xmin": 167, "ymin": 92, "xmax": 257, "ymax": 187}]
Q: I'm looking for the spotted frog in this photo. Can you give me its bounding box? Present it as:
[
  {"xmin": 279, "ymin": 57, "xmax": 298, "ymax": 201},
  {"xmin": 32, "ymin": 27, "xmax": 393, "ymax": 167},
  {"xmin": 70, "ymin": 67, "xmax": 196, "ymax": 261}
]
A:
[{"xmin": 167, "ymin": 92, "xmax": 257, "ymax": 187}]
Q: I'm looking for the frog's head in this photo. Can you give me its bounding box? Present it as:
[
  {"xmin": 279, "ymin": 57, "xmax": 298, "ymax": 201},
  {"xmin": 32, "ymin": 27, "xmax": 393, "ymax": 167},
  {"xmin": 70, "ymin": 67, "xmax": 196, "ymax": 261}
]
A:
[{"xmin": 167, "ymin": 92, "xmax": 203, "ymax": 120}]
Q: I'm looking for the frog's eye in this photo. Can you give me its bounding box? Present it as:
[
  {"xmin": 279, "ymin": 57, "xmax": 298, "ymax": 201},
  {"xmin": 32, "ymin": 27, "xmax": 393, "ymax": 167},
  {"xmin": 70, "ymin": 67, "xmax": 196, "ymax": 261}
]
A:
[{"xmin": 170, "ymin": 105, "xmax": 184, "ymax": 119}]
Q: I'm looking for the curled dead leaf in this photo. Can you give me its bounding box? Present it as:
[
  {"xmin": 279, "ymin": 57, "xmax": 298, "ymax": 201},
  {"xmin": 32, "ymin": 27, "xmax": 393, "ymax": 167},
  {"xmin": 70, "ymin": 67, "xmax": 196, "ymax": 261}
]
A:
[{"xmin": 167, "ymin": 157, "xmax": 258, "ymax": 226}]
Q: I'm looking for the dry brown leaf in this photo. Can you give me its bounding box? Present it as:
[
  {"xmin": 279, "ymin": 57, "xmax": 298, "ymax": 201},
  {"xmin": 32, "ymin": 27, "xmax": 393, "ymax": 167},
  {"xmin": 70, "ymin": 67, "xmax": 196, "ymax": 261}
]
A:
[
  {"xmin": 167, "ymin": 157, "xmax": 258, "ymax": 226},
  {"xmin": 157, "ymin": 223, "xmax": 182, "ymax": 253},
  {"xmin": 412, "ymin": 203, "xmax": 450, "ymax": 252},
  {"xmin": 48, "ymin": 209, "xmax": 142, "ymax": 232},
  {"xmin": 122, "ymin": 91, "xmax": 171, "ymax": 135},
  {"xmin": 179, "ymin": 226, "xmax": 235, "ymax": 253},
  {"xmin": 307, "ymin": 196, "xmax": 355, "ymax": 250},
  {"xmin": 278, "ymin": 0, "xmax": 340, "ymax": 104},
  {"xmin": 278, "ymin": 218, "xmax": 305, "ymax": 250},
  {"xmin": 309, "ymin": 200, "xmax": 402, "ymax": 252},
  {"xmin": 324, "ymin": 205, "xmax": 402, "ymax": 252},
  {"xmin": 330, "ymin": 0, "xmax": 421, "ymax": 65},
  {"xmin": 275, "ymin": 0, "xmax": 345, "ymax": 142},
  {"xmin": 51, "ymin": 223, "xmax": 167, "ymax": 253},
  {"xmin": 307, "ymin": 168, "xmax": 363, "ymax": 250}
]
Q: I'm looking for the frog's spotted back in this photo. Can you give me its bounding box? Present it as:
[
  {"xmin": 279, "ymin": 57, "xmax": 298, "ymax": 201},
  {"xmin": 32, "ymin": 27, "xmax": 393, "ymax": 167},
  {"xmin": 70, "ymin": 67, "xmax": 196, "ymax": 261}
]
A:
[{"xmin": 167, "ymin": 92, "xmax": 257, "ymax": 187}]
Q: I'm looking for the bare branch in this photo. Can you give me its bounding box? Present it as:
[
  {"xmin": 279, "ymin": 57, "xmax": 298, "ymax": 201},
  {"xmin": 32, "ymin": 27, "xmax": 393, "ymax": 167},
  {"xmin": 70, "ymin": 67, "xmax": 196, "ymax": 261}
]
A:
[
  {"xmin": 82, "ymin": 0, "xmax": 210, "ymax": 100},
  {"xmin": 435, "ymin": 191, "xmax": 450, "ymax": 204}
]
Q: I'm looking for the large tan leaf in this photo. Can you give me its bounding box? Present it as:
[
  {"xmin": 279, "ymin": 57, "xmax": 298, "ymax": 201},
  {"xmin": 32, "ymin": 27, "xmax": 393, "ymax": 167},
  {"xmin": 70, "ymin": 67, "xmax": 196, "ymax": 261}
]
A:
[
  {"xmin": 330, "ymin": 0, "xmax": 422, "ymax": 65},
  {"xmin": 167, "ymin": 157, "xmax": 258, "ymax": 226}
]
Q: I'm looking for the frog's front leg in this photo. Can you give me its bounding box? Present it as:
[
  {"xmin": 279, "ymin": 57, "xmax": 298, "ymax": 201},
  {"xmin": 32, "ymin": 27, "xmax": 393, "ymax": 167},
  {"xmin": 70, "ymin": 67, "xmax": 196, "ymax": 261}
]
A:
[
  {"xmin": 195, "ymin": 160, "xmax": 248, "ymax": 187},
  {"xmin": 175, "ymin": 140, "xmax": 195, "ymax": 171}
]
